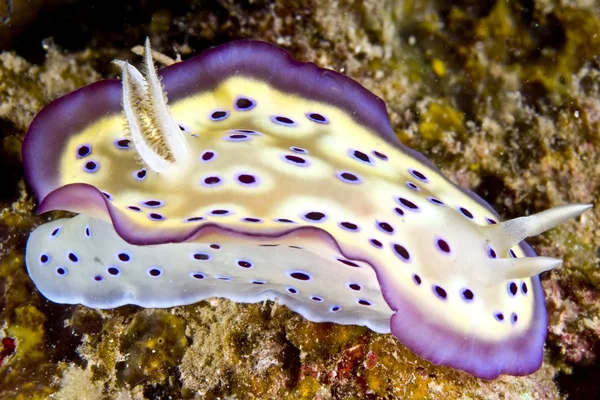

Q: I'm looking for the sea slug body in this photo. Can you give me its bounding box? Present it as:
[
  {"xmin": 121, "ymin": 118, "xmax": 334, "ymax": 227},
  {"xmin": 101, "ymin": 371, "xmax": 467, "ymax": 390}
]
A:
[{"xmin": 22, "ymin": 39, "xmax": 591, "ymax": 379}]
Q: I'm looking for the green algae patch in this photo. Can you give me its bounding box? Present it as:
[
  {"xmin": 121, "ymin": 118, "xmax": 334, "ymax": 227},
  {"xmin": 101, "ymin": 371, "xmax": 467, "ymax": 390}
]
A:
[
  {"xmin": 417, "ymin": 101, "xmax": 466, "ymax": 142},
  {"xmin": 6, "ymin": 305, "xmax": 46, "ymax": 363},
  {"xmin": 116, "ymin": 309, "xmax": 187, "ymax": 386},
  {"xmin": 0, "ymin": 288, "xmax": 62, "ymax": 398},
  {"xmin": 289, "ymin": 375, "xmax": 324, "ymax": 399}
]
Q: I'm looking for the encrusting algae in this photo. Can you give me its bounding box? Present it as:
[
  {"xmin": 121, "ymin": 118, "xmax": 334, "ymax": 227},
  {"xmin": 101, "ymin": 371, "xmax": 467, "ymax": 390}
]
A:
[{"xmin": 0, "ymin": 1, "xmax": 599, "ymax": 399}]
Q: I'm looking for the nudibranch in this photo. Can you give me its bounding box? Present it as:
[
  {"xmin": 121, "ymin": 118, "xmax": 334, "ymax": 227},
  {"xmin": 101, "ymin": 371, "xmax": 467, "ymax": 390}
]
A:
[{"xmin": 22, "ymin": 39, "xmax": 590, "ymax": 379}]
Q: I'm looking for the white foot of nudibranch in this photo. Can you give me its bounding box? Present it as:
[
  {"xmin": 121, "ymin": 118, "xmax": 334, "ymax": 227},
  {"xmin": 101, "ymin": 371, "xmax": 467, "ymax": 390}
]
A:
[
  {"xmin": 475, "ymin": 203, "xmax": 592, "ymax": 286},
  {"xmin": 113, "ymin": 38, "xmax": 190, "ymax": 174}
]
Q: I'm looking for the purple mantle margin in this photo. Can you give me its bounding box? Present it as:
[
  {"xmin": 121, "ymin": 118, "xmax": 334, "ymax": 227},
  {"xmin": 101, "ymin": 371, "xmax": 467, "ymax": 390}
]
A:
[{"xmin": 22, "ymin": 40, "xmax": 548, "ymax": 379}]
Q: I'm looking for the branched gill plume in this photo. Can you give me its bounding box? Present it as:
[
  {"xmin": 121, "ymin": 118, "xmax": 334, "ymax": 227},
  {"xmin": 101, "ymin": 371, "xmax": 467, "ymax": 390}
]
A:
[{"xmin": 131, "ymin": 68, "xmax": 174, "ymax": 163}]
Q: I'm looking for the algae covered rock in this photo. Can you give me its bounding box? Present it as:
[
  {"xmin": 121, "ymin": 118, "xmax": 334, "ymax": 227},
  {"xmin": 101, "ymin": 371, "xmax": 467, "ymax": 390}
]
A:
[{"xmin": 0, "ymin": 0, "xmax": 599, "ymax": 399}]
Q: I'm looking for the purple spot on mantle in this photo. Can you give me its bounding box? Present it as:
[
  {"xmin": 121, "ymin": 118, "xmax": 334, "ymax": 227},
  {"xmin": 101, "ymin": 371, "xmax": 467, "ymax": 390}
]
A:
[
  {"xmin": 67, "ymin": 251, "xmax": 79, "ymax": 263},
  {"xmin": 406, "ymin": 181, "xmax": 420, "ymax": 191},
  {"xmin": 117, "ymin": 252, "xmax": 131, "ymax": 262},
  {"xmin": 83, "ymin": 160, "xmax": 99, "ymax": 173},
  {"xmin": 142, "ymin": 199, "xmax": 164, "ymax": 208},
  {"xmin": 289, "ymin": 146, "xmax": 308, "ymax": 154},
  {"xmin": 230, "ymin": 128, "xmax": 262, "ymax": 136},
  {"xmin": 191, "ymin": 272, "xmax": 206, "ymax": 280},
  {"xmin": 487, "ymin": 244, "xmax": 497, "ymax": 259},
  {"xmin": 282, "ymin": 154, "xmax": 309, "ymax": 166},
  {"xmin": 459, "ymin": 207, "xmax": 474, "ymax": 219},
  {"xmin": 200, "ymin": 150, "xmax": 217, "ymax": 163},
  {"xmin": 271, "ymin": 115, "xmax": 296, "ymax": 126},
  {"xmin": 289, "ymin": 271, "xmax": 311, "ymax": 281},
  {"xmin": 76, "ymin": 144, "xmax": 91, "ymax": 158},
  {"xmin": 210, "ymin": 209, "xmax": 233, "ymax": 216},
  {"xmin": 210, "ymin": 109, "xmax": 229, "ymax": 121},
  {"xmin": 306, "ymin": 112, "xmax": 329, "ymax": 124},
  {"xmin": 237, "ymin": 259, "xmax": 253, "ymax": 269},
  {"xmin": 192, "ymin": 252, "xmax": 210, "ymax": 261},
  {"xmin": 339, "ymin": 221, "xmax": 360, "ymax": 232},
  {"xmin": 201, "ymin": 175, "xmax": 223, "ymax": 187},
  {"xmin": 235, "ymin": 173, "xmax": 260, "ymax": 187},
  {"xmin": 369, "ymin": 239, "xmax": 383, "ymax": 248},
  {"xmin": 178, "ymin": 123, "xmax": 191, "ymax": 132},
  {"xmin": 435, "ymin": 237, "xmax": 451, "ymax": 254},
  {"xmin": 234, "ymin": 96, "xmax": 257, "ymax": 111},
  {"xmin": 349, "ymin": 149, "xmax": 372, "ymax": 165},
  {"xmin": 376, "ymin": 221, "xmax": 394, "ymax": 234},
  {"xmin": 461, "ymin": 288, "xmax": 474, "ymax": 301},
  {"xmin": 392, "ymin": 243, "xmax": 411, "ymax": 262},
  {"xmin": 372, "ymin": 150, "xmax": 388, "ymax": 160},
  {"xmin": 242, "ymin": 217, "xmax": 262, "ymax": 223},
  {"xmin": 409, "ymin": 169, "xmax": 428, "ymax": 182},
  {"xmin": 132, "ymin": 168, "xmax": 147, "ymax": 181},
  {"xmin": 114, "ymin": 139, "xmax": 131, "ymax": 149},
  {"xmin": 224, "ymin": 133, "xmax": 252, "ymax": 142},
  {"xmin": 148, "ymin": 212, "xmax": 165, "ymax": 221},
  {"xmin": 336, "ymin": 171, "xmax": 362, "ymax": 184},
  {"xmin": 394, "ymin": 207, "xmax": 405, "ymax": 217},
  {"xmin": 397, "ymin": 197, "xmax": 419, "ymax": 211},
  {"xmin": 433, "ymin": 285, "xmax": 447, "ymax": 300},
  {"xmin": 302, "ymin": 211, "xmax": 326, "ymax": 222},
  {"xmin": 275, "ymin": 218, "xmax": 295, "ymax": 224},
  {"xmin": 428, "ymin": 197, "xmax": 445, "ymax": 206}
]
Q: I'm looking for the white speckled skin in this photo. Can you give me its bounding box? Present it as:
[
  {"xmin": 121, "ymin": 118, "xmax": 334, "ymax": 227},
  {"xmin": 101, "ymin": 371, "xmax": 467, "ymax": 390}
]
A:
[{"xmin": 27, "ymin": 215, "xmax": 392, "ymax": 333}]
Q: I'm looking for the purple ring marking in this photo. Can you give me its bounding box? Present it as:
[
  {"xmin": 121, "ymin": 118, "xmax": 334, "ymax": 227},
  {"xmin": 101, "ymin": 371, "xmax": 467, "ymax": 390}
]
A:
[
  {"xmin": 83, "ymin": 160, "xmax": 99, "ymax": 173},
  {"xmin": 271, "ymin": 115, "xmax": 296, "ymax": 126},
  {"xmin": 133, "ymin": 168, "xmax": 147, "ymax": 181},
  {"xmin": 210, "ymin": 109, "xmax": 229, "ymax": 121},
  {"xmin": 306, "ymin": 112, "xmax": 329, "ymax": 124},
  {"xmin": 234, "ymin": 96, "xmax": 257, "ymax": 111},
  {"xmin": 114, "ymin": 139, "xmax": 131, "ymax": 149},
  {"xmin": 282, "ymin": 154, "xmax": 310, "ymax": 167},
  {"xmin": 76, "ymin": 144, "xmax": 92, "ymax": 158},
  {"xmin": 200, "ymin": 150, "xmax": 217, "ymax": 163}
]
